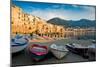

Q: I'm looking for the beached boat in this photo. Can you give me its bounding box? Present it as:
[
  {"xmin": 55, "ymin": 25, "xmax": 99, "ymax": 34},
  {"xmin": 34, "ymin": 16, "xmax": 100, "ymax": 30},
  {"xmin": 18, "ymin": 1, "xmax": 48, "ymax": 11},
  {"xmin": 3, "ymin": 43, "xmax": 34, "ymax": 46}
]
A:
[
  {"xmin": 11, "ymin": 35, "xmax": 28, "ymax": 53},
  {"xmin": 50, "ymin": 44, "xmax": 69, "ymax": 59},
  {"xmin": 66, "ymin": 43, "xmax": 96, "ymax": 58},
  {"xmin": 29, "ymin": 44, "xmax": 48, "ymax": 61},
  {"xmin": 88, "ymin": 44, "xmax": 96, "ymax": 54},
  {"xmin": 66, "ymin": 43, "xmax": 86, "ymax": 54}
]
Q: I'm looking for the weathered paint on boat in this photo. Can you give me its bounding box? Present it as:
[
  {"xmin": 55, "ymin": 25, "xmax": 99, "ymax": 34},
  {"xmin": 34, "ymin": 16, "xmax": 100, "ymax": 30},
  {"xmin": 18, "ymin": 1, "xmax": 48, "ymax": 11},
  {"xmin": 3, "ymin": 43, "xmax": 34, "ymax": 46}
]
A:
[
  {"xmin": 29, "ymin": 44, "xmax": 48, "ymax": 61},
  {"xmin": 50, "ymin": 44, "xmax": 69, "ymax": 59}
]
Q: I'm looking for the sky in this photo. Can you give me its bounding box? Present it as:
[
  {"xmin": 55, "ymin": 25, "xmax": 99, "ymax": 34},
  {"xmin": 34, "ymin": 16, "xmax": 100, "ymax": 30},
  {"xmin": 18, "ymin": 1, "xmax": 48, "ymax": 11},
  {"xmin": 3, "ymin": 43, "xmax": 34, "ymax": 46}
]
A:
[{"xmin": 12, "ymin": 0, "xmax": 96, "ymax": 20}]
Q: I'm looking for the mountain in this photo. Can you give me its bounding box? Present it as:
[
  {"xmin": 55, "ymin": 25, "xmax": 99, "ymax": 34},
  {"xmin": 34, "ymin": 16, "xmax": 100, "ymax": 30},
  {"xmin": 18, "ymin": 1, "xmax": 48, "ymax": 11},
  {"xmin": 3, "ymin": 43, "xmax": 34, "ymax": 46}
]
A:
[
  {"xmin": 47, "ymin": 18, "xmax": 69, "ymax": 27},
  {"xmin": 47, "ymin": 17, "xmax": 96, "ymax": 28}
]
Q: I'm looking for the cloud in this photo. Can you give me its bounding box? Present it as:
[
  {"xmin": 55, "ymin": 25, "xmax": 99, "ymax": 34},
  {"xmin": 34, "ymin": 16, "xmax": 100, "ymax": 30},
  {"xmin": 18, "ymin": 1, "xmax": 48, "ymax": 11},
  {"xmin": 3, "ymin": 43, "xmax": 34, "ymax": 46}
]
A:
[
  {"xmin": 26, "ymin": 3, "xmax": 95, "ymax": 20},
  {"xmin": 13, "ymin": 0, "xmax": 95, "ymax": 20},
  {"xmin": 30, "ymin": 8, "xmax": 68, "ymax": 20}
]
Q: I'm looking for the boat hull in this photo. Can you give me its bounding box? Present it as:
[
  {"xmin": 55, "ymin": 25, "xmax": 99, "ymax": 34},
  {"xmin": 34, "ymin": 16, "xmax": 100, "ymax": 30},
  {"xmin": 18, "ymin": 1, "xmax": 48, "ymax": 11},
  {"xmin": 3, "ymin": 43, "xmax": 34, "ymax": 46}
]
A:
[
  {"xmin": 11, "ymin": 43, "xmax": 28, "ymax": 53},
  {"xmin": 50, "ymin": 44, "xmax": 69, "ymax": 59},
  {"xmin": 51, "ymin": 49, "xmax": 68, "ymax": 59},
  {"xmin": 29, "ymin": 51, "xmax": 47, "ymax": 61},
  {"xmin": 29, "ymin": 44, "xmax": 48, "ymax": 61},
  {"xmin": 11, "ymin": 35, "xmax": 29, "ymax": 53},
  {"xmin": 66, "ymin": 44, "xmax": 90, "ymax": 58}
]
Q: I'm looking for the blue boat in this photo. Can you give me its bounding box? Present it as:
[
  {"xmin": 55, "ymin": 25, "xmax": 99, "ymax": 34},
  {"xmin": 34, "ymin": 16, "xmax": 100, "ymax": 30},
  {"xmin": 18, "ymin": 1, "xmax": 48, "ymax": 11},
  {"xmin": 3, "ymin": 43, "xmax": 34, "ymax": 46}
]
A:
[{"xmin": 11, "ymin": 34, "xmax": 29, "ymax": 53}]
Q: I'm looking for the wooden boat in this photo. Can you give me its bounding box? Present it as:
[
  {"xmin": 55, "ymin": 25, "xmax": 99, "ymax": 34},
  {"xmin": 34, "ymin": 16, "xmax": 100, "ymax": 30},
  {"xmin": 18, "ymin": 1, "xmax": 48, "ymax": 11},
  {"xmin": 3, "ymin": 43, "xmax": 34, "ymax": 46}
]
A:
[
  {"xmin": 29, "ymin": 44, "xmax": 48, "ymax": 61},
  {"xmin": 11, "ymin": 35, "xmax": 28, "ymax": 53},
  {"xmin": 50, "ymin": 44, "xmax": 69, "ymax": 59},
  {"xmin": 65, "ymin": 43, "xmax": 96, "ymax": 58}
]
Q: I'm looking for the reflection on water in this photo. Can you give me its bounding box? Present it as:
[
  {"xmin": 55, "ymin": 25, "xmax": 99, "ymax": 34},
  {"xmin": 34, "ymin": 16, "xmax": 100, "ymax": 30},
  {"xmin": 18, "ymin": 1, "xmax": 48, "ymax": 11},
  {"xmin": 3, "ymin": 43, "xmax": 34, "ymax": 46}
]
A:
[
  {"xmin": 64, "ymin": 31, "xmax": 96, "ymax": 40},
  {"xmin": 38, "ymin": 30, "xmax": 96, "ymax": 40}
]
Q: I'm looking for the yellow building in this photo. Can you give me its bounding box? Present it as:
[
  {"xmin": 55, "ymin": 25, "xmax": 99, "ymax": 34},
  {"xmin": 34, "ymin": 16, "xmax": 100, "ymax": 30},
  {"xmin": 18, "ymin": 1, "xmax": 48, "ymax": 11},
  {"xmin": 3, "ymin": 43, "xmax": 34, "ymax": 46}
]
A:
[{"xmin": 12, "ymin": 5, "xmax": 66, "ymax": 35}]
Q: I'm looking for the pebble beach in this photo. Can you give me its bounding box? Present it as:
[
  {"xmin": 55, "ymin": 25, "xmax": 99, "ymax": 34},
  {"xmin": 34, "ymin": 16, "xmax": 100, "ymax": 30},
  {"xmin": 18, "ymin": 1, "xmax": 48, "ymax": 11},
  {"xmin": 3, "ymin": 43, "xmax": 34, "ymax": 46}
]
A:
[{"xmin": 12, "ymin": 37, "xmax": 95, "ymax": 66}]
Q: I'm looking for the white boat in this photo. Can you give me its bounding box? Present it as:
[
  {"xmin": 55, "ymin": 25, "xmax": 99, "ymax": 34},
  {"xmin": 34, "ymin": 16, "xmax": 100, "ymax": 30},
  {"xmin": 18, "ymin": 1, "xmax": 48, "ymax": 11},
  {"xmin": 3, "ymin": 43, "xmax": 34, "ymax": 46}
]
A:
[
  {"xmin": 11, "ymin": 35, "xmax": 29, "ymax": 53},
  {"xmin": 50, "ymin": 44, "xmax": 69, "ymax": 59}
]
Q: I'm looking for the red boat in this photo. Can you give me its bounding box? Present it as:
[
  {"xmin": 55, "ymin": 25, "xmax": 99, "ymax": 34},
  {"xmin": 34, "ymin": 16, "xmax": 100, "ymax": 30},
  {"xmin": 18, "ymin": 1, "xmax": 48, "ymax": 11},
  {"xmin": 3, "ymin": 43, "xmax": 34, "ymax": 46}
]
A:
[{"xmin": 29, "ymin": 44, "xmax": 49, "ymax": 61}]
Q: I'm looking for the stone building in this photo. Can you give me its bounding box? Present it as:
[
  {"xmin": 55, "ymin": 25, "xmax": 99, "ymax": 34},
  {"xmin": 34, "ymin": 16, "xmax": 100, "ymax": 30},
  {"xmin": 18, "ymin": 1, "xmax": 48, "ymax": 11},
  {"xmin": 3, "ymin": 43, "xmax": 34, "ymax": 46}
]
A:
[{"xmin": 11, "ymin": 5, "xmax": 66, "ymax": 38}]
